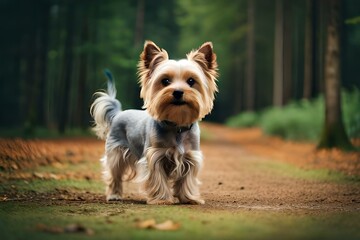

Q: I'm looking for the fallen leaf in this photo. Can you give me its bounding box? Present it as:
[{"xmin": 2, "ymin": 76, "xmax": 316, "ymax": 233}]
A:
[
  {"xmin": 52, "ymin": 162, "xmax": 65, "ymax": 169},
  {"xmin": 153, "ymin": 220, "xmax": 181, "ymax": 231},
  {"xmin": 136, "ymin": 219, "xmax": 156, "ymax": 229},
  {"xmin": 49, "ymin": 173, "xmax": 60, "ymax": 180},
  {"xmin": 33, "ymin": 172, "xmax": 44, "ymax": 179},
  {"xmin": 1, "ymin": 196, "xmax": 8, "ymax": 201},
  {"xmin": 135, "ymin": 219, "xmax": 180, "ymax": 231},
  {"xmin": 11, "ymin": 163, "xmax": 18, "ymax": 170}
]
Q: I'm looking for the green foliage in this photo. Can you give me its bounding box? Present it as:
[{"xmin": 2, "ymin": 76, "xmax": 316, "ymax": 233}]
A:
[
  {"xmin": 226, "ymin": 90, "xmax": 360, "ymax": 141},
  {"xmin": 342, "ymin": 88, "xmax": 360, "ymax": 138},
  {"xmin": 177, "ymin": 0, "xmax": 248, "ymax": 119},
  {"xmin": 1, "ymin": 0, "xmax": 360, "ymax": 132},
  {"xmin": 260, "ymin": 98, "xmax": 324, "ymax": 141},
  {"xmin": 226, "ymin": 111, "xmax": 259, "ymax": 128},
  {"xmin": 345, "ymin": 16, "xmax": 360, "ymax": 25}
]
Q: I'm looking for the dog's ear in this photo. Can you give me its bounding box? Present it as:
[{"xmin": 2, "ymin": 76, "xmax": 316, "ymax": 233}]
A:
[
  {"xmin": 138, "ymin": 41, "xmax": 169, "ymax": 102},
  {"xmin": 140, "ymin": 41, "xmax": 168, "ymax": 70},
  {"xmin": 187, "ymin": 42, "xmax": 218, "ymax": 78},
  {"xmin": 197, "ymin": 42, "xmax": 217, "ymax": 70}
]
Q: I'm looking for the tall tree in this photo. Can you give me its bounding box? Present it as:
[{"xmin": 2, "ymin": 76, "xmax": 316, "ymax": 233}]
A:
[
  {"xmin": 134, "ymin": 0, "xmax": 145, "ymax": 48},
  {"xmin": 59, "ymin": 1, "xmax": 76, "ymax": 133},
  {"xmin": 283, "ymin": 0, "xmax": 292, "ymax": 104},
  {"xmin": 36, "ymin": 1, "xmax": 50, "ymax": 127},
  {"xmin": 273, "ymin": 0, "xmax": 284, "ymax": 107},
  {"xmin": 22, "ymin": 1, "xmax": 51, "ymax": 133},
  {"xmin": 245, "ymin": 0, "xmax": 255, "ymax": 111},
  {"xmin": 77, "ymin": 4, "xmax": 90, "ymax": 128},
  {"xmin": 303, "ymin": 0, "xmax": 315, "ymax": 99},
  {"xmin": 317, "ymin": 0, "xmax": 327, "ymax": 94},
  {"xmin": 318, "ymin": 0, "xmax": 353, "ymax": 150}
]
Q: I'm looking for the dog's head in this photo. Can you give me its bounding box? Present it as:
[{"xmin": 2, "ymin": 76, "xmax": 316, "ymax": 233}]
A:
[{"xmin": 138, "ymin": 41, "xmax": 218, "ymax": 126}]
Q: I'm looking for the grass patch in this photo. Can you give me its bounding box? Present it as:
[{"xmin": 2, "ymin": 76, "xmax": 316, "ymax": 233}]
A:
[
  {"xmin": 32, "ymin": 161, "xmax": 101, "ymax": 176},
  {"xmin": 0, "ymin": 160, "xmax": 104, "ymax": 194},
  {"xmin": 0, "ymin": 178, "xmax": 104, "ymax": 194},
  {"xmin": 1, "ymin": 201, "xmax": 360, "ymax": 240},
  {"xmin": 255, "ymin": 160, "xmax": 360, "ymax": 183}
]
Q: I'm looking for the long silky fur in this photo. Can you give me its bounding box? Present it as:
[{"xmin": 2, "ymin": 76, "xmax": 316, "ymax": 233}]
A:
[
  {"xmin": 91, "ymin": 41, "xmax": 217, "ymax": 204},
  {"xmin": 138, "ymin": 147, "xmax": 203, "ymax": 203},
  {"xmin": 90, "ymin": 70, "xmax": 122, "ymax": 140}
]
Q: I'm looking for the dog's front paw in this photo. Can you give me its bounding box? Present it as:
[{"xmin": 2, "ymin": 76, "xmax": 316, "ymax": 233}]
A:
[
  {"xmin": 146, "ymin": 198, "xmax": 175, "ymax": 205},
  {"xmin": 106, "ymin": 194, "xmax": 122, "ymax": 202}
]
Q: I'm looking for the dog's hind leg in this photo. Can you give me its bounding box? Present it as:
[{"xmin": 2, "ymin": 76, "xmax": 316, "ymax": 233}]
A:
[{"xmin": 102, "ymin": 146, "xmax": 128, "ymax": 201}]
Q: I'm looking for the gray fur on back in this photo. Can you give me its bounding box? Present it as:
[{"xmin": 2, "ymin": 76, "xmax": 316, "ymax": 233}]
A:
[{"xmin": 106, "ymin": 109, "xmax": 200, "ymax": 159}]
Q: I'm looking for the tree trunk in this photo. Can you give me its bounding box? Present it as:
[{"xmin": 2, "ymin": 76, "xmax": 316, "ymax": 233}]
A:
[
  {"xmin": 59, "ymin": 1, "xmax": 76, "ymax": 133},
  {"xmin": 318, "ymin": 0, "xmax": 353, "ymax": 150},
  {"xmin": 22, "ymin": 3, "xmax": 37, "ymax": 134},
  {"xmin": 317, "ymin": 0, "xmax": 327, "ymax": 94},
  {"xmin": 303, "ymin": 0, "xmax": 314, "ymax": 99},
  {"xmin": 273, "ymin": 0, "xmax": 284, "ymax": 107},
  {"xmin": 77, "ymin": 10, "xmax": 90, "ymax": 129},
  {"xmin": 233, "ymin": 55, "xmax": 243, "ymax": 114},
  {"xmin": 36, "ymin": 1, "xmax": 50, "ymax": 127},
  {"xmin": 245, "ymin": 0, "xmax": 255, "ymax": 111},
  {"xmin": 283, "ymin": 0, "xmax": 292, "ymax": 104},
  {"xmin": 134, "ymin": 0, "xmax": 145, "ymax": 48}
]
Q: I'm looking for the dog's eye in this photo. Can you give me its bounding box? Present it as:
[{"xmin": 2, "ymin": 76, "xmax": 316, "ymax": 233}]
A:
[
  {"xmin": 187, "ymin": 78, "xmax": 196, "ymax": 87},
  {"xmin": 161, "ymin": 78, "xmax": 171, "ymax": 86}
]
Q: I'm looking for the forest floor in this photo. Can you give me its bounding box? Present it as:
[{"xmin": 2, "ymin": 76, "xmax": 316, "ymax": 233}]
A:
[{"xmin": 0, "ymin": 123, "xmax": 359, "ymax": 239}]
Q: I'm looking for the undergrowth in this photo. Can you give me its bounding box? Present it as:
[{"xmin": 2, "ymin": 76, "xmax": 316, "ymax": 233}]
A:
[{"xmin": 226, "ymin": 89, "xmax": 360, "ymax": 141}]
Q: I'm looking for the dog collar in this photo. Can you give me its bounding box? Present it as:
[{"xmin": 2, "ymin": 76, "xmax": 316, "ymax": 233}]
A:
[{"xmin": 161, "ymin": 120, "xmax": 193, "ymax": 134}]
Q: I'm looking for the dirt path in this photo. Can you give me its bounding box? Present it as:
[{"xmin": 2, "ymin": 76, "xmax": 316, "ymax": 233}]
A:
[
  {"xmin": 199, "ymin": 123, "xmax": 360, "ymax": 212},
  {"xmin": 1, "ymin": 123, "xmax": 359, "ymax": 213}
]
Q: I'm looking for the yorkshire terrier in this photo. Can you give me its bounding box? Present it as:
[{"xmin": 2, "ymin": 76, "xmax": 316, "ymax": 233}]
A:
[{"xmin": 90, "ymin": 41, "xmax": 218, "ymax": 205}]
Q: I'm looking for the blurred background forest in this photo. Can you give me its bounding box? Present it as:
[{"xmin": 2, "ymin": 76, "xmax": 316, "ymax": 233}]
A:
[{"xmin": 0, "ymin": 0, "xmax": 359, "ymax": 144}]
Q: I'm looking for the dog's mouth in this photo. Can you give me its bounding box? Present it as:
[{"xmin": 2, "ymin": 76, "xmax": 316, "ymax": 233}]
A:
[{"xmin": 171, "ymin": 100, "xmax": 187, "ymax": 106}]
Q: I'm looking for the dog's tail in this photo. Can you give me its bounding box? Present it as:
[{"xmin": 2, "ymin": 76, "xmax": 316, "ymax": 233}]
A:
[{"xmin": 90, "ymin": 69, "xmax": 122, "ymax": 140}]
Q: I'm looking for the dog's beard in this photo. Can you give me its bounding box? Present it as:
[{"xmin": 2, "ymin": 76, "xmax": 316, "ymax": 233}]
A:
[{"xmin": 146, "ymin": 89, "xmax": 201, "ymax": 126}]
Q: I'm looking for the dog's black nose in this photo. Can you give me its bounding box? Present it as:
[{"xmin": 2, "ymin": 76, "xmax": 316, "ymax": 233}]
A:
[{"xmin": 173, "ymin": 90, "xmax": 184, "ymax": 100}]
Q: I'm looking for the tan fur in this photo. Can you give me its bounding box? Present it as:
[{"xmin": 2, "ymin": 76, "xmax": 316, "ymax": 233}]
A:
[
  {"xmin": 92, "ymin": 41, "xmax": 218, "ymax": 205},
  {"xmin": 138, "ymin": 41, "xmax": 218, "ymax": 126},
  {"xmin": 102, "ymin": 146, "xmax": 138, "ymax": 201}
]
